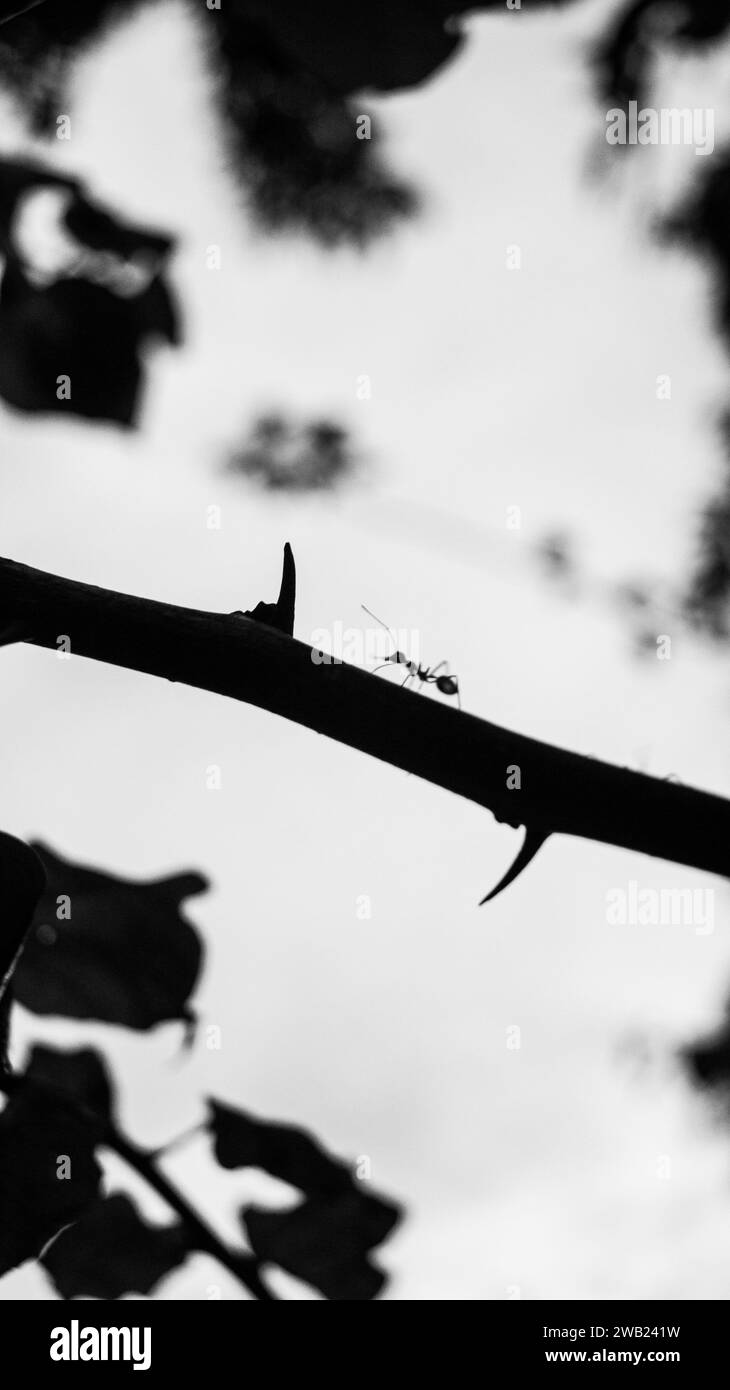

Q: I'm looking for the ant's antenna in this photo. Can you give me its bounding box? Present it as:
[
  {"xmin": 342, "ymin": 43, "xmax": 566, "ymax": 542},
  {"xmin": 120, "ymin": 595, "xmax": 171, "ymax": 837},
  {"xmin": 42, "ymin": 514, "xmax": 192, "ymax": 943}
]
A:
[{"xmin": 361, "ymin": 604, "xmax": 398, "ymax": 653}]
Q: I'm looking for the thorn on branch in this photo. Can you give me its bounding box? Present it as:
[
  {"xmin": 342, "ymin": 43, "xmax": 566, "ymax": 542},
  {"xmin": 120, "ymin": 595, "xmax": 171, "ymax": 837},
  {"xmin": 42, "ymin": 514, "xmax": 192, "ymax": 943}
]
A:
[
  {"xmin": 479, "ymin": 827, "xmax": 550, "ymax": 906},
  {"xmin": 232, "ymin": 542, "xmax": 296, "ymax": 636}
]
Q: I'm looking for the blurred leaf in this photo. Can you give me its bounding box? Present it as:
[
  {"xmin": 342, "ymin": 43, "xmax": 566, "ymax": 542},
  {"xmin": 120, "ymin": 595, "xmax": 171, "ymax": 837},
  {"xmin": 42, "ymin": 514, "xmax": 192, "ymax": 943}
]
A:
[
  {"xmin": 229, "ymin": 414, "xmax": 357, "ymax": 490},
  {"xmin": 0, "ymin": 265, "xmax": 178, "ymax": 426},
  {"xmin": 683, "ymin": 1008, "xmax": 730, "ymax": 1090},
  {"xmin": 595, "ymin": 0, "xmax": 730, "ymax": 106},
  {"xmin": 0, "ymin": 156, "xmax": 79, "ymax": 252},
  {"xmin": 24, "ymin": 1044, "xmax": 115, "ymax": 1124},
  {"xmin": 683, "ymin": 491, "xmax": 730, "ymax": 639},
  {"xmin": 13, "ymin": 843, "xmax": 206, "ymax": 1030},
  {"xmin": 0, "ymin": 1, "xmax": 129, "ymax": 131},
  {"xmin": 0, "ymin": 1, "xmax": 582, "ymax": 248},
  {"xmin": 243, "ymin": 1191, "xmax": 399, "ymax": 1300},
  {"xmin": 42, "ymin": 1193, "xmax": 190, "ymax": 1299},
  {"xmin": 0, "ymin": 831, "xmax": 46, "ymax": 990},
  {"xmin": 0, "ymin": 832, "xmax": 46, "ymax": 1071},
  {"xmin": 217, "ymin": 50, "xmax": 418, "ymax": 245},
  {"xmin": 209, "ymin": 1098, "xmax": 401, "ymax": 1299},
  {"xmin": 209, "ymin": 1098, "xmax": 353, "ymax": 1193},
  {"xmin": 0, "ymin": 156, "xmax": 179, "ymax": 426},
  {"xmin": 225, "ymin": 0, "xmax": 468, "ymax": 98},
  {"xmin": 0, "ymin": 1080, "xmax": 101, "ymax": 1277},
  {"xmin": 660, "ymin": 158, "xmax": 730, "ymax": 360}
]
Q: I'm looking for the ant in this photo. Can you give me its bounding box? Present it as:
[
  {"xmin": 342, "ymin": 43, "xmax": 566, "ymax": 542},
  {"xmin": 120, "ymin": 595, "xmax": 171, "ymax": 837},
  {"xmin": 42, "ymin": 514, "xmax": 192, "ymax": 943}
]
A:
[{"xmin": 361, "ymin": 605, "xmax": 461, "ymax": 709}]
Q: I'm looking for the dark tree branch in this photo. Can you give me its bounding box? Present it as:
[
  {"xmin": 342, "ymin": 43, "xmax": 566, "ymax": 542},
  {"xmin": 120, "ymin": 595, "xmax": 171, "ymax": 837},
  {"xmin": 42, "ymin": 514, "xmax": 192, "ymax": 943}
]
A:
[{"xmin": 0, "ymin": 552, "xmax": 728, "ymax": 888}]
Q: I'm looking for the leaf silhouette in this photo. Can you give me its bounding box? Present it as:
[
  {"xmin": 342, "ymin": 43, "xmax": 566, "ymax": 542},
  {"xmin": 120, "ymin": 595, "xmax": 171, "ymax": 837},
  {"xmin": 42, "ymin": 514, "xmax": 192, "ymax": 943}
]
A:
[
  {"xmin": 209, "ymin": 1098, "xmax": 353, "ymax": 1193},
  {"xmin": 218, "ymin": 0, "xmax": 498, "ymax": 99},
  {"xmin": 0, "ymin": 832, "xmax": 46, "ymax": 1071},
  {"xmin": 229, "ymin": 415, "xmax": 357, "ymax": 492},
  {"xmin": 0, "ymin": 1081, "xmax": 102, "ymax": 1277},
  {"xmin": 209, "ymin": 1098, "xmax": 401, "ymax": 1299},
  {"xmin": 683, "ymin": 1008, "xmax": 730, "ymax": 1091},
  {"xmin": 595, "ymin": 0, "xmax": 730, "ymax": 107},
  {"xmin": 42, "ymin": 1193, "xmax": 190, "ymax": 1300},
  {"xmin": 0, "ymin": 156, "xmax": 80, "ymax": 251},
  {"xmin": 23, "ymin": 1044, "xmax": 115, "ymax": 1125},
  {"xmin": 13, "ymin": 844, "xmax": 206, "ymax": 1030},
  {"xmin": 0, "ymin": 832, "xmax": 46, "ymax": 988},
  {"xmin": 0, "ymin": 156, "xmax": 180, "ymax": 426},
  {"xmin": 243, "ymin": 1191, "xmax": 399, "ymax": 1300}
]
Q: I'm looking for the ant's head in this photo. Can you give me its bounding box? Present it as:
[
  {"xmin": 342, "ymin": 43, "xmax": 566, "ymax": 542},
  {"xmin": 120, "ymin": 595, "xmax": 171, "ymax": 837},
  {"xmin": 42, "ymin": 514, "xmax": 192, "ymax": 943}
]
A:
[
  {"xmin": 390, "ymin": 650, "xmax": 409, "ymax": 666},
  {"xmin": 436, "ymin": 674, "xmax": 459, "ymax": 697}
]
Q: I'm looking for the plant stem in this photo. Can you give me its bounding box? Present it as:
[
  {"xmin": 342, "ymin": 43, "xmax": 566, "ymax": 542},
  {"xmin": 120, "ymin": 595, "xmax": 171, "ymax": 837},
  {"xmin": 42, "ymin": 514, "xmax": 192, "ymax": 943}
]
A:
[
  {"xmin": 0, "ymin": 552, "xmax": 728, "ymax": 886},
  {"xmin": 106, "ymin": 1127, "xmax": 277, "ymax": 1301}
]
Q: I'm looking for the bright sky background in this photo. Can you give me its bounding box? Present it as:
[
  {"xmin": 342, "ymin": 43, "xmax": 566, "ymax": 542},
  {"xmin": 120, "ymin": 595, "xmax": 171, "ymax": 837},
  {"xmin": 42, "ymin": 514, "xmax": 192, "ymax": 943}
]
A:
[{"xmin": 2, "ymin": 0, "xmax": 730, "ymax": 1299}]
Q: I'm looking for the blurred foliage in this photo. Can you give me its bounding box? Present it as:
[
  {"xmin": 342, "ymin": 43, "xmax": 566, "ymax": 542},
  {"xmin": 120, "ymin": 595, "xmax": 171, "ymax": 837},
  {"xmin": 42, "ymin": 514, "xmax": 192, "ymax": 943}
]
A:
[
  {"xmin": 595, "ymin": 0, "xmax": 730, "ymax": 107},
  {"xmin": 683, "ymin": 477, "xmax": 730, "ymax": 639},
  {"xmin": 0, "ymin": 156, "xmax": 179, "ymax": 425},
  {"xmin": 0, "ymin": 0, "xmax": 423, "ymax": 247},
  {"xmin": 43, "ymin": 1193, "xmax": 191, "ymax": 1299},
  {"xmin": 0, "ymin": 831, "xmax": 45, "ymax": 1070},
  {"xmin": 210, "ymin": 9, "xmax": 418, "ymax": 246},
  {"xmin": 590, "ymin": 3, "xmax": 730, "ymax": 643},
  {"xmin": 0, "ymin": 0, "xmax": 578, "ymax": 247},
  {"xmin": 0, "ymin": 0, "xmax": 129, "ymax": 132},
  {"xmin": 661, "ymin": 157, "xmax": 730, "ymax": 357},
  {"xmin": 683, "ymin": 1004, "xmax": 730, "ymax": 1098},
  {"xmin": 24, "ymin": 1043, "xmax": 115, "ymax": 1122},
  {"xmin": 229, "ymin": 412, "xmax": 357, "ymax": 490},
  {"xmin": 0, "ymin": 1072, "xmax": 102, "ymax": 1277},
  {"xmin": 0, "ymin": 838, "xmax": 401, "ymax": 1299},
  {"xmin": 14, "ymin": 843, "xmax": 205, "ymax": 1030},
  {"xmin": 210, "ymin": 1100, "xmax": 401, "ymax": 1300}
]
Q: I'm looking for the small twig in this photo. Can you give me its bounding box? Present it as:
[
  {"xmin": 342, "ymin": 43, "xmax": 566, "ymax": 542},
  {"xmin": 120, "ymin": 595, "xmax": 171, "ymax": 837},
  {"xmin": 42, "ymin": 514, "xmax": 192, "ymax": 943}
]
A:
[
  {"xmin": 148, "ymin": 1119, "xmax": 206, "ymax": 1161},
  {"xmin": 106, "ymin": 1127, "xmax": 277, "ymax": 1301}
]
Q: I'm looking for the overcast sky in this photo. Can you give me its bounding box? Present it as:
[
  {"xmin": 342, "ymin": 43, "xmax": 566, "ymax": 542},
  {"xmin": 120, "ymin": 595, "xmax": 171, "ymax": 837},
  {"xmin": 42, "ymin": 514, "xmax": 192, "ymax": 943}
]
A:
[{"xmin": 2, "ymin": 0, "xmax": 730, "ymax": 1299}]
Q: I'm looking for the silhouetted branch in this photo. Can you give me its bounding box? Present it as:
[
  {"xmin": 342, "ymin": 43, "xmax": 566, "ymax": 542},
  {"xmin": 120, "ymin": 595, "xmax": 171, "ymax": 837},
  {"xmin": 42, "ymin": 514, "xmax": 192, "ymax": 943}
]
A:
[{"xmin": 0, "ymin": 552, "xmax": 728, "ymax": 890}]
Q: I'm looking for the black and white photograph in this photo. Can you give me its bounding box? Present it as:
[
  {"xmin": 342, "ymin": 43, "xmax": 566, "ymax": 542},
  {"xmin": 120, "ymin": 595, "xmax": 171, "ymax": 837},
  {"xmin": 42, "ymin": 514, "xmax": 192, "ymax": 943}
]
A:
[{"xmin": 0, "ymin": 0, "xmax": 729, "ymax": 1343}]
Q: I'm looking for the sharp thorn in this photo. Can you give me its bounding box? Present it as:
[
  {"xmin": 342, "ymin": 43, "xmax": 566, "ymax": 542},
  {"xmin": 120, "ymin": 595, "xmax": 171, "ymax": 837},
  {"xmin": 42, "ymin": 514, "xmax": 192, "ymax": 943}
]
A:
[{"xmin": 479, "ymin": 828, "xmax": 550, "ymax": 906}]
